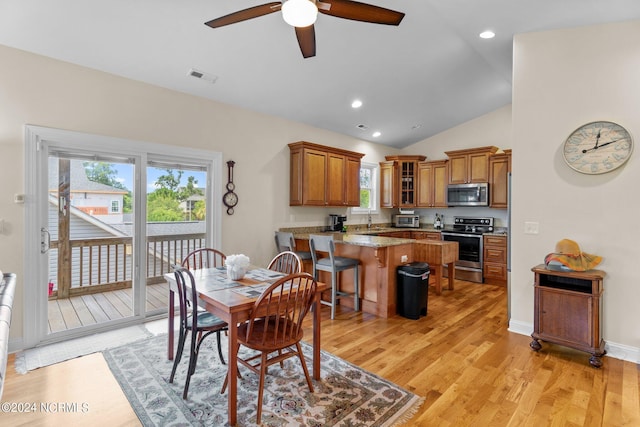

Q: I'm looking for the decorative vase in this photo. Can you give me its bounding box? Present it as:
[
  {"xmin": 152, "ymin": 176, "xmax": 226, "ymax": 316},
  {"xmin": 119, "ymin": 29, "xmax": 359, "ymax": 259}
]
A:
[{"xmin": 228, "ymin": 266, "xmax": 246, "ymax": 281}]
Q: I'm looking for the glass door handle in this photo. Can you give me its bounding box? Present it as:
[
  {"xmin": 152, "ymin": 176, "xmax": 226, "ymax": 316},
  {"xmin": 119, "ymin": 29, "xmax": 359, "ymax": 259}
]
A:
[{"xmin": 41, "ymin": 227, "xmax": 51, "ymax": 254}]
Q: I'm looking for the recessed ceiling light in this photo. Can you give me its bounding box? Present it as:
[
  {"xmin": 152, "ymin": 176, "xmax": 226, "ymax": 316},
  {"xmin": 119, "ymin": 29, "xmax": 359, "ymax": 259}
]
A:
[
  {"xmin": 479, "ymin": 30, "xmax": 495, "ymax": 39},
  {"xmin": 372, "ymin": 131, "xmax": 381, "ymax": 138},
  {"xmin": 351, "ymin": 99, "xmax": 363, "ymax": 109}
]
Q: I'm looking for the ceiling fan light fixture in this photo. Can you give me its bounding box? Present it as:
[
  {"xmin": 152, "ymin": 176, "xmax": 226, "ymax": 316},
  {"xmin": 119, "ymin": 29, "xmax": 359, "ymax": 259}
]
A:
[{"xmin": 282, "ymin": 0, "xmax": 318, "ymax": 27}]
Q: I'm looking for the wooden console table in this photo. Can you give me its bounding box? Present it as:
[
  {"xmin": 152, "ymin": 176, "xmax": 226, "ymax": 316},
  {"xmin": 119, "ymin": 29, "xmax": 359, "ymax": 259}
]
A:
[{"xmin": 530, "ymin": 264, "xmax": 605, "ymax": 367}]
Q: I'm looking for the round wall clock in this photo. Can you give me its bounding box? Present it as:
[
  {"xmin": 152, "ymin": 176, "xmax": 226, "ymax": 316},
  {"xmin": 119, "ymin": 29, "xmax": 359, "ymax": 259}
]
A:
[
  {"xmin": 223, "ymin": 160, "xmax": 238, "ymax": 215},
  {"xmin": 563, "ymin": 121, "xmax": 633, "ymax": 174}
]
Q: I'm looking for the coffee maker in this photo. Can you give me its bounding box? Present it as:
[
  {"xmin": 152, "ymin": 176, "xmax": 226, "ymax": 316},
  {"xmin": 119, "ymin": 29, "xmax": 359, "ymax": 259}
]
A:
[{"xmin": 328, "ymin": 214, "xmax": 347, "ymax": 232}]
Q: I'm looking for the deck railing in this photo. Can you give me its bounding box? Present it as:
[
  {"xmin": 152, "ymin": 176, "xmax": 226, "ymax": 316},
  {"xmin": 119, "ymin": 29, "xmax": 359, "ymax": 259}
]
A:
[{"xmin": 49, "ymin": 233, "xmax": 206, "ymax": 298}]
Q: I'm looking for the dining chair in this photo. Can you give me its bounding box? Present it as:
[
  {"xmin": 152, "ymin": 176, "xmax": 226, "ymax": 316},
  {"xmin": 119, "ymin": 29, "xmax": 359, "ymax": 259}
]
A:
[
  {"xmin": 274, "ymin": 231, "xmax": 312, "ymax": 261},
  {"xmin": 267, "ymin": 250, "xmax": 303, "ymax": 275},
  {"xmin": 221, "ymin": 273, "xmax": 317, "ymax": 423},
  {"xmin": 309, "ymin": 234, "xmax": 360, "ymax": 320},
  {"xmin": 169, "ymin": 266, "xmax": 228, "ymax": 399},
  {"xmin": 182, "ymin": 248, "xmax": 226, "ymax": 270}
]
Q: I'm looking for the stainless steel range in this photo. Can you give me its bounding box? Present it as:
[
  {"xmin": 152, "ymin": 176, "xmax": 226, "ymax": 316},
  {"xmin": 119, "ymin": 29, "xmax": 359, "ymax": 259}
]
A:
[{"xmin": 441, "ymin": 216, "xmax": 494, "ymax": 283}]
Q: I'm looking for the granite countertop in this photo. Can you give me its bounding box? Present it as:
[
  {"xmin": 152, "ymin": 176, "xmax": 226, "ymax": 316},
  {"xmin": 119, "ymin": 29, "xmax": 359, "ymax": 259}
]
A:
[
  {"xmin": 292, "ymin": 231, "xmax": 415, "ymax": 247},
  {"xmin": 288, "ymin": 225, "xmax": 507, "ymax": 248}
]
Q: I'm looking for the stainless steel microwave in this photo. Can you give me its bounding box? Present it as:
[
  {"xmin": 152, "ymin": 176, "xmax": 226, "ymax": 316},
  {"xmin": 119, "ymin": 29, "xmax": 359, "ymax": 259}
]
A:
[
  {"xmin": 446, "ymin": 183, "xmax": 489, "ymax": 207},
  {"xmin": 394, "ymin": 214, "xmax": 420, "ymax": 228}
]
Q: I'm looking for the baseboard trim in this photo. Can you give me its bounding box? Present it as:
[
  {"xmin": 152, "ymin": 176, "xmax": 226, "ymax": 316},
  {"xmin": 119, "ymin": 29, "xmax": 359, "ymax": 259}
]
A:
[{"xmin": 508, "ymin": 319, "xmax": 640, "ymax": 364}]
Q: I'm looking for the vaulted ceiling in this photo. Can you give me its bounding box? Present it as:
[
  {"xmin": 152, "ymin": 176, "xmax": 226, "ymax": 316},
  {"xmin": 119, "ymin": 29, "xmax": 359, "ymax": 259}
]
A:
[{"xmin": 1, "ymin": 0, "xmax": 639, "ymax": 148}]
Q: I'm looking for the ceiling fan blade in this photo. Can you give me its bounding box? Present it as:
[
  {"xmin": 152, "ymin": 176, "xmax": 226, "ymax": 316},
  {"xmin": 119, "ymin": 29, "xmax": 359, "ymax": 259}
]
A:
[
  {"xmin": 205, "ymin": 2, "xmax": 282, "ymax": 28},
  {"xmin": 318, "ymin": 0, "xmax": 404, "ymax": 25},
  {"xmin": 295, "ymin": 25, "xmax": 316, "ymax": 58}
]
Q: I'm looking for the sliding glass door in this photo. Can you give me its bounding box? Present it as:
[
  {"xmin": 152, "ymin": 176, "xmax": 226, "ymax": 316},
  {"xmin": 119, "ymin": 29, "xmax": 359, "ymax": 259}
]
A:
[
  {"xmin": 46, "ymin": 154, "xmax": 136, "ymax": 335},
  {"xmin": 24, "ymin": 126, "xmax": 221, "ymax": 347},
  {"xmin": 144, "ymin": 162, "xmax": 209, "ymax": 317}
]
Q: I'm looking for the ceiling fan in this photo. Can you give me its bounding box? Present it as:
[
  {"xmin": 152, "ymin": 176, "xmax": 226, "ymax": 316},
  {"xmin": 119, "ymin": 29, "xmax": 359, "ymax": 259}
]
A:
[{"xmin": 204, "ymin": 0, "xmax": 405, "ymax": 58}]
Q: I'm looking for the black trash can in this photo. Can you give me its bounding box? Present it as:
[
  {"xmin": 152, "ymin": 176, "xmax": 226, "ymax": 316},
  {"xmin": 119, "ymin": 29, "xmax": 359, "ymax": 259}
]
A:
[{"xmin": 397, "ymin": 262, "xmax": 430, "ymax": 320}]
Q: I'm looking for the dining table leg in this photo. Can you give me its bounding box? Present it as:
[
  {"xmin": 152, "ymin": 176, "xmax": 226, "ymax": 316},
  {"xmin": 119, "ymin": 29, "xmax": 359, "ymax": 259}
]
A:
[
  {"xmin": 168, "ymin": 290, "xmax": 175, "ymax": 360},
  {"xmin": 227, "ymin": 312, "xmax": 239, "ymax": 426}
]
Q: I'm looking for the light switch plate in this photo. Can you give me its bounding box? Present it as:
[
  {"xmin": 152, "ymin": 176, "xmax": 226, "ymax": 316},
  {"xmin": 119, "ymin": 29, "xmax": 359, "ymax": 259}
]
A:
[{"xmin": 524, "ymin": 221, "xmax": 539, "ymax": 234}]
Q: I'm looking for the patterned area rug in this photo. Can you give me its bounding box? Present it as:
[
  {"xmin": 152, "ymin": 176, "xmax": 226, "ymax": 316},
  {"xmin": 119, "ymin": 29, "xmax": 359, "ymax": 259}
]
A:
[{"xmin": 103, "ymin": 334, "xmax": 423, "ymax": 426}]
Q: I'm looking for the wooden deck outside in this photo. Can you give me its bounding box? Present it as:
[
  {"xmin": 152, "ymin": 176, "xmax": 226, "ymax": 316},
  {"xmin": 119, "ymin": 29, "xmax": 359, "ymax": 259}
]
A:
[{"xmin": 48, "ymin": 282, "xmax": 169, "ymax": 334}]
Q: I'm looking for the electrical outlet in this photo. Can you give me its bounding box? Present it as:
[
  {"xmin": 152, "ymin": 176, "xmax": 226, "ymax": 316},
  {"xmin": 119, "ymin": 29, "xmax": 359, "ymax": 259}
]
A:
[
  {"xmin": 524, "ymin": 221, "xmax": 539, "ymax": 234},
  {"xmin": 401, "ymin": 255, "xmax": 408, "ymax": 263}
]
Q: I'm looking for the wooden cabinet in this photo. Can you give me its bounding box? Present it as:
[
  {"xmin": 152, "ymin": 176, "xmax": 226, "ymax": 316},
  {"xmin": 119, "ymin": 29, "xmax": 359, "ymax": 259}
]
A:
[
  {"xmin": 379, "ymin": 155, "xmax": 426, "ymax": 208},
  {"xmin": 289, "ymin": 141, "xmax": 364, "ymax": 207},
  {"xmin": 377, "ymin": 231, "xmax": 412, "ymax": 239},
  {"xmin": 483, "ymin": 235, "xmax": 507, "ymax": 285},
  {"xmin": 379, "ymin": 160, "xmax": 397, "ymax": 208},
  {"xmin": 416, "ymin": 160, "xmax": 449, "ymax": 208},
  {"xmin": 489, "ymin": 149, "xmax": 511, "ymax": 209},
  {"xmin": 411, "ymin": 231, "xmax": 441, "ymax": 241},
  {"xmin": 530, "ymin": 265, "xmax": 605, "ymax": 367},
  {"xmin": 445, "ymin": 146, "xmax": 499, "ymax": 184}
]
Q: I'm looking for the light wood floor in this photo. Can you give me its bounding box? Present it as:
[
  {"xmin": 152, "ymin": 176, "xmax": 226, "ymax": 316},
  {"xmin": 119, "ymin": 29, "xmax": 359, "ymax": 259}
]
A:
[
  {"xmin": 5, "ymin": 279, "xmax": 640, "ymax": 426},
  {"xmin": 47, "ymin": 282, "xmax": 169, "ymax": 333}
]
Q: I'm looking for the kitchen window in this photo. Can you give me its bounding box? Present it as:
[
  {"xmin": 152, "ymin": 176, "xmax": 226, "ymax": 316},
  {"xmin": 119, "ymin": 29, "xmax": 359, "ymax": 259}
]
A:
[{"xmin": 351, "ymin": 162, "xmax": 379, "ymax": 214}]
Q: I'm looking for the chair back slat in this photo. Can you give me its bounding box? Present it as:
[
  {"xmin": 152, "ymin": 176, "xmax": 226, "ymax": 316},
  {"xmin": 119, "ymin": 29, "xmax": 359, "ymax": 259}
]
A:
[
  {"xmin": 267, "ymin": 251, "xmax": 302, "ymax": 275},
  {"xmin": 182, "ymin": 248, "xmax": 226, "ymax": 270},
  {"xmin": 244, "ymin": 273, "xmax": 317, "ymax": 348}
]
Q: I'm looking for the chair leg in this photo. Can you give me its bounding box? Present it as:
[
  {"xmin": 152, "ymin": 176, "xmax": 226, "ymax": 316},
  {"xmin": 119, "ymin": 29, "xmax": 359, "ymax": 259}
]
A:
[
  {"xmin": 354, "ymin": 265, "xmax": 360, "ymax": 312},
  {"xmin": 183, "ymin": 331, "xmax": 198, "ymax": 399},
  {"xmin": 216, "ymin": 330, "xmax": 226, "ymax": 365},
  {"xmin": 295, "ymin": 342, "xmax": 314, "ymax": 393},
  {"xmin": 221, "ymin": 343, "xmax": 241, "ymax": 394},
  {"xmin": 331, "ymin": 270, "xmax": 337, "ymax": 320},
  {"xmin": 169, "ymin": 327, "xmax": 187, "ymax": 383},
  {"xmin": 255, "ymin": 352, "xmax": 269, "ymax": 424}
]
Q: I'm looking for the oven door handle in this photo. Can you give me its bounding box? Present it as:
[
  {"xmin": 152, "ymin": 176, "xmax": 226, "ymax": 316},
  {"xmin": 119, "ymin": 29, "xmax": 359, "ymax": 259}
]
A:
[{"xmin": 441, "ymin": 232, "xmax": 482, "ymax": 239}]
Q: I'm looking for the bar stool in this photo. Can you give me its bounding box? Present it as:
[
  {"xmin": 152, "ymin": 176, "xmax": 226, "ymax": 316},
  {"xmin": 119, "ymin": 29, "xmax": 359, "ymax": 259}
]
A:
[
  {"xmin": 309, "ymin": 234, "xmax": 360, "ymax": 320},
  {"xmin": 274, "ymin": 231, "xmax": 312, "ymax": 262}
]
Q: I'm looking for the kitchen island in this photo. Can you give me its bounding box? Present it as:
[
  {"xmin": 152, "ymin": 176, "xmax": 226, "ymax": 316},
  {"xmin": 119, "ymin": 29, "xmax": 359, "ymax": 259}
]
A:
[{"xmin": 293, "ymin": 233, "xmax": 416, "ymax": 318}]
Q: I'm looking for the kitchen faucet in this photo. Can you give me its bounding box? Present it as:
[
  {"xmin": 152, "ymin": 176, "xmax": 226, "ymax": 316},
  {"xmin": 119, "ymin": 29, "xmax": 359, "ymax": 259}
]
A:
[{"xmin": 367, "ymin": 210, "xmax": 372, "ymax": 229}]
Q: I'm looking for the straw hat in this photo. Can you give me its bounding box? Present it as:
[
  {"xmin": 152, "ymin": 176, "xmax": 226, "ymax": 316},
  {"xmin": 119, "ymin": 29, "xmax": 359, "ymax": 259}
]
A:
[{"xmin": 544, "ymin": 239, "xmax": 602, "ymax": 271}]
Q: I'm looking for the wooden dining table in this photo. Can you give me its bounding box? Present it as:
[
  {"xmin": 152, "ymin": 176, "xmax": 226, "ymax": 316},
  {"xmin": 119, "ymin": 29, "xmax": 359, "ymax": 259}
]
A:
[{"xmin": 164, "ymin": 267, "xmax": 327, "ymax": 426}]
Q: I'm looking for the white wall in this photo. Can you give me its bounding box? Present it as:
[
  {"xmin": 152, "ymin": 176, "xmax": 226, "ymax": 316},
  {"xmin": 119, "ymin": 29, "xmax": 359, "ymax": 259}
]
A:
[
  {"xmin": 0, "ymin": 44, "xmax": 398, "ymax": 345},
  {"xmin": 510, "ymin": 21, "xmax": 640, "ymax": 362}
]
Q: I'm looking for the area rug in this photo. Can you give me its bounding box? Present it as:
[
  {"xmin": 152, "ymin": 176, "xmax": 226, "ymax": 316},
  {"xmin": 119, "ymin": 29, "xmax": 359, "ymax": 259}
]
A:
[
  {"xmin": 14, "ymin": 324, "xmax": 153, "ymax": 374},
  {"xmin": 103, "ymin": 334, "xmax": 423, "ymax": 426}
]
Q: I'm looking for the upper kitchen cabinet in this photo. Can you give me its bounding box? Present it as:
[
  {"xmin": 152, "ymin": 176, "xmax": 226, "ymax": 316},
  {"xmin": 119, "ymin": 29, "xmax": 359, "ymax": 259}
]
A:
[
  {"xmin": 380, "ymin": 155, "xmax": 426, "ymax": 208},
  {"xmin": 445, "ymin": 146, "xmax": 499, "ymax": 184},
  {"xmin": 417, "ymin": 160, "xmax": 449, "ymax": 208},
  {"xmin": 489, "ymin": 149, "xmax": 511, "ymax": 209},
  {"xmin": 379, "ymin": 160, "xmax": 397, "ymax": 208},
  {"xmin": 288, "ymin": 142, "xmax": 364, "ymax": 207}
]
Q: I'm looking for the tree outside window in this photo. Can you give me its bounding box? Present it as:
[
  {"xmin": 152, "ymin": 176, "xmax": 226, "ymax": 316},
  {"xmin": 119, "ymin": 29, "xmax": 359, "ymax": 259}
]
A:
[{"xmin": 352, "ymin": 162, "xmax": 378, "ymax": 214}]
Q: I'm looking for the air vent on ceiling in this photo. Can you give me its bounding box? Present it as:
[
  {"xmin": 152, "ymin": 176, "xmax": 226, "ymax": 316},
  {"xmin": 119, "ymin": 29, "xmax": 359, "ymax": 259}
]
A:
[{"xmin": 187, "ymin": 68, "xmax": 218, "ymax": 84}]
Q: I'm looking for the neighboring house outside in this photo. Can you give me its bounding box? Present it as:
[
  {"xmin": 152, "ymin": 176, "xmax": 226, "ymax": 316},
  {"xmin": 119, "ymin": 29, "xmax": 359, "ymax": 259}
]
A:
[
  {"xmin": 48, "ymin": 159, "xmax": 128, "ymax": 225},
  {"xmin": 180, "ymin": 193, "xmax": 205, "ymax": 221}
]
